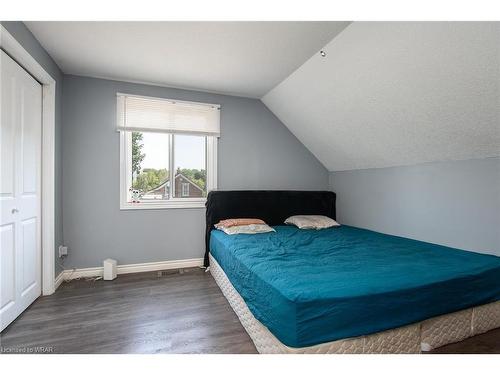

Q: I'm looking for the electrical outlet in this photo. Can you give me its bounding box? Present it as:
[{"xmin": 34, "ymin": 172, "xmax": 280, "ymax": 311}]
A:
[{"xmin": 58, "ymin": 245, "xmax": 68, "ymax": 258}]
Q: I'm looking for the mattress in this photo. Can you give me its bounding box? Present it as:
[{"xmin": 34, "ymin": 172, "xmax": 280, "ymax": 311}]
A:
[
  {"xmin": 209, "ymin": 225, "xmax": 500, "ymax": 348},
  {"xmin": 210, "ymin": 253, "xmax": 500, "ymax": 353}
]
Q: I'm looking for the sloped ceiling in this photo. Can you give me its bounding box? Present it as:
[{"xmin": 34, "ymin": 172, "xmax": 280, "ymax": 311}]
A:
[{"xmin": 262, "ymin": 22, "xmax": 500, "ymax": 171}]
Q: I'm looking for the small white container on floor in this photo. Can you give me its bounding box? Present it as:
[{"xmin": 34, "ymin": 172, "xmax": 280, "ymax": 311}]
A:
[{"xmin": 103, "ymin": 258, "xmax": 117, "ymax": 280}]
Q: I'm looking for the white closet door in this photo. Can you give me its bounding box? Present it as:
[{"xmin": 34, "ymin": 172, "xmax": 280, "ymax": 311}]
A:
[{"xmin": 1, "ymin": 50, "xmax": 42, "ymax": 332}]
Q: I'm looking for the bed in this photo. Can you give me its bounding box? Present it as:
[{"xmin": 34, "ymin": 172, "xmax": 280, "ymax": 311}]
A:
[{"xmin": 205, "ymin": 190, "xmax": 500, "ymax": 353}]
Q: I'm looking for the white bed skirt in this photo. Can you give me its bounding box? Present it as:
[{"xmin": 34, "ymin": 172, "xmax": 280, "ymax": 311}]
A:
[{"xmin": 209, "ymin": 253, "xmax": 500, "ymax": 354}]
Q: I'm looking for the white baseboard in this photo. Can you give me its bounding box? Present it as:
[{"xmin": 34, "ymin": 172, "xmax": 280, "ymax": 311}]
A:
[
  {"xmin": 55, "ymin": 257, "xmax": 204, "ymax": 288},
  {"xmin": 54, "ymin": 271, "xmax": 65, "ymax": 290},
  {"xmin": 117, "ymin": 258, "xmax": 204, "ymax": 274}
]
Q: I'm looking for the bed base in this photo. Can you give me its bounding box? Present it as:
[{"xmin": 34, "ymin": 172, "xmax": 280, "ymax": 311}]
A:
[{"xmin": 209, "ymin": 253, "xmax": 500, "ymax": 354}]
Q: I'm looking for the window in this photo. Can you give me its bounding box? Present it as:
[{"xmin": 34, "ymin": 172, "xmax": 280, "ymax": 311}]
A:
[
  {"xmin": 118, "ymin": 94, "xmax": 218, "ymax": 209},
  {"xmin": 181, "ymin": 183, "xmax": 190, "ymax": 197}
]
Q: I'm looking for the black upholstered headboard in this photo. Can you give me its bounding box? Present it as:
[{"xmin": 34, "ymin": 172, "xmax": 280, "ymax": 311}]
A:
[{"xmin": 204, "ymin": 190, "xmax": 336, "ymax": 266}]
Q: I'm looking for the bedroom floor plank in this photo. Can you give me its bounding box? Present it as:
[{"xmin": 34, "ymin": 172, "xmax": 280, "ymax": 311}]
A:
[{"xmin": 0, "ymin": 268, "xmax": 498, "ymax": 354}]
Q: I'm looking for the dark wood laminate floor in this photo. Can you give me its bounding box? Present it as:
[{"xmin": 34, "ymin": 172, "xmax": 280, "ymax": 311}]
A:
[{"xmin": 1, "ymin": 268, "xmax": 498, "ymax": 354}]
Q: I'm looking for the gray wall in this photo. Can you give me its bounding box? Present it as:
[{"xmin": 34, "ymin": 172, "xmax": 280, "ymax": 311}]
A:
[
  {"xmin": 1, "ymin": 22, "xmax": 65, "ymax": 276},
  {"xmin": 330, "ymin": 157, "xmax": 500, "ymax": 256},
  {"xmin": 62, "ymin": 75, "xmax": 328, "ymax": 269}
]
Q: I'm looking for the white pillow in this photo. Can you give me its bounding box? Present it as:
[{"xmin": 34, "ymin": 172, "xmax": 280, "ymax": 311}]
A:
[
  {"xmin": 285, "ymin": 215, "xmax": 340, "ymax": 230},
  {"xmin": 219, "ymin": 224, "xmax": 276, "ymax": 235}
]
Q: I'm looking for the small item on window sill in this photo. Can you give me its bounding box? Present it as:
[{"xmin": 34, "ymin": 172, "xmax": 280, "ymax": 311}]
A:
[{"xmin": 129, "ymin": 187, "xmax": 141, "ymax": 203}]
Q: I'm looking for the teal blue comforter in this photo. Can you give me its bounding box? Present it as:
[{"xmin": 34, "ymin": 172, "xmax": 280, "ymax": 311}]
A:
[{"xmin": 210, "ymin": 225, "xmax": 500, "ymax": 348}]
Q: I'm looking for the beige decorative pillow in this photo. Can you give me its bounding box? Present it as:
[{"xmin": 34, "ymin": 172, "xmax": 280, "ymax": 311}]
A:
[
  {"xmin": 284, "ymin": 215, "xmax": 340, "ymax": 230},
  {"xmin": 218, "ymin": 224, "xmax": 276, "ymax": 235},
  {"xmin": 215, "ymin": 218, "xmax": 265, "ymax": 229}
]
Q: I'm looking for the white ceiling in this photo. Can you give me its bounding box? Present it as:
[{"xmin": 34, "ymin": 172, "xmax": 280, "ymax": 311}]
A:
[
  {"xmin": 263, "ymin": 22, "xmax": 500, "ymax": 171},
  {"xmin": 25, "ymin": 21, "xmax": 349, "ymax": 98}
]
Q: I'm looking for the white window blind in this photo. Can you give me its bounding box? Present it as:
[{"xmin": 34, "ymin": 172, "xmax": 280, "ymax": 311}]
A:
[{"xmin": 117, "ymin": 94, "xmax": 220, "ymax": 136}]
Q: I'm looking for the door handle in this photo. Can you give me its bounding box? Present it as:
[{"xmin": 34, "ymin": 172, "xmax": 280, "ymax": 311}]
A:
[{"xmin": 11, "ymin": 208, "xmax": 19, "ymax": 214}]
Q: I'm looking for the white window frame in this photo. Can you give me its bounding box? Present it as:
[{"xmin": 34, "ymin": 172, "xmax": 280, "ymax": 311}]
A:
[{"xmin": 120, "ymin": 131, "xmax": 217, "ymax": 210}]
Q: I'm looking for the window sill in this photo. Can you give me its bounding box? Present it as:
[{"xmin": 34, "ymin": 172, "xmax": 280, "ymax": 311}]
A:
[{"xmin": 120, "ymin": 199, "xmax": 206, "ymax": 210}]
